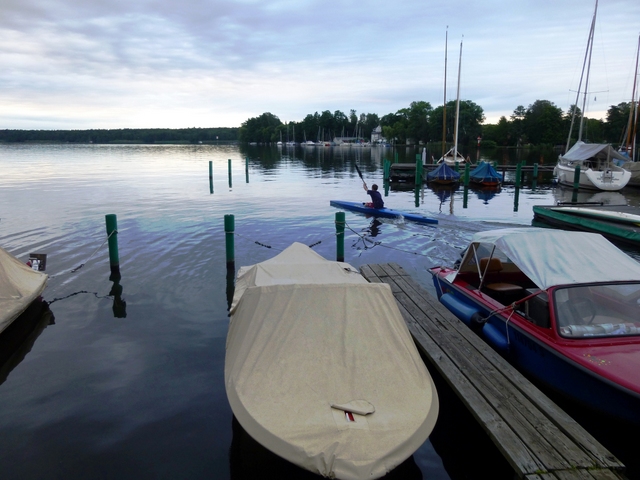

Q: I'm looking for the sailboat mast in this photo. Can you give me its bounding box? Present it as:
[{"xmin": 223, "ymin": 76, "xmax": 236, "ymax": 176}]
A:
[
  {"xmin": 624, "ymin": 34, "xmax": 640, "ymax": 161},
  {"xmin": 565, "ymin": 0, "xmax": 598, "ymax": 152},
  {"xmin": 578, "ymin": 0, "xmax": 597, "ymax": 143},
  {"xmin": 453, "ymin": 38, "xmax": 463, "ymax": 160},
  {"xmin": 441, "ymin": 27, "xmax": 448, "ymax": 159}
]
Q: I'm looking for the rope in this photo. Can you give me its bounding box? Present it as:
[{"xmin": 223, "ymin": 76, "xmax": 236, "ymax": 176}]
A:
[
  {"xmin": 47, "ymin": 290, "xmax": 113, "ymax": 306},
  {"xmin": 49, "ymin": 229, "xmax": 118, "ymax": 279},
  {"xmin": 232, "ymin": 231, "xmax": 334, "ymax": 252}
]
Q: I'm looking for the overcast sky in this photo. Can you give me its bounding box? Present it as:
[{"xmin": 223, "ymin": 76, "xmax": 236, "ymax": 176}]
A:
[{"xmin": 1, "ymin": 0, "xmax": 639, "ymax": 130}]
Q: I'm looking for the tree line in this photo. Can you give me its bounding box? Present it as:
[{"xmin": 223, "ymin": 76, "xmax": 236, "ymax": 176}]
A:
[
  {"xmin": 0, "ymin": 127, "xmax": 238, "ymax": 144},
  {"xmin": 1, "ymin": 100, "xmax": 635, "ymax": 148},
  {"xmin": 239, "ymin": 100, "xmax": 638, "ymax": 148}
]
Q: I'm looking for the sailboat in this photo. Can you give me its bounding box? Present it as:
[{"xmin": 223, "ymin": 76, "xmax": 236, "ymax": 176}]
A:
[
  {"xmin": 620, "ymin": 35, "xmax": 640, "ymax": 186},
  {"xmin": 437, "ymin": 36, "xmax": 467, "ymax": 166},
  {"xmin": 554, "ymin": 0, "xmax": 630, "ymax": 191}
]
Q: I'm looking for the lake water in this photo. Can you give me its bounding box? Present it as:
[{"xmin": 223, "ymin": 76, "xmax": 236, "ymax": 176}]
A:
[{"xmin": 1, "ymin": 143, "xmax": 639, "ymax": 479}]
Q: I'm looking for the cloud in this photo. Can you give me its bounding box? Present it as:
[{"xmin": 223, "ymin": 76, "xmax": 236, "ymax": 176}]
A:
[{"xmin": 1, "ymin": 0, "xmax": 639, "ymax": 129}]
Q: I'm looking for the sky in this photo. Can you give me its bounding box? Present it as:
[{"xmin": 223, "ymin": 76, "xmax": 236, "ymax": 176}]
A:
[{"xmin": 1, "ymin": 0, "xmax": 639, "ymax": 130}]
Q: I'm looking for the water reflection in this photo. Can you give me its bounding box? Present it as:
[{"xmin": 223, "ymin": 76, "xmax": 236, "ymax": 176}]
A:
[{"xmin": 0, "ymin": 301, "xmax": 54, "ymax": 386}]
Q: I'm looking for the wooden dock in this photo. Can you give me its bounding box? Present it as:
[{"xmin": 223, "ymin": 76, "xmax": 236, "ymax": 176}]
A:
[
  {"xmin": 360, "ymin": 263, "xmax": 627, "ymax": 480},
  {"xmin": 389, "ymin": 162, "xmax": 555, "ymax": 185}
]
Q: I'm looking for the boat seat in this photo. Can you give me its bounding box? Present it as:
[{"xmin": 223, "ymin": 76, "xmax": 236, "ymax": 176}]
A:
[{"xmin": 479, "ymin": 257, "xmax": 523, "ymax": 297}]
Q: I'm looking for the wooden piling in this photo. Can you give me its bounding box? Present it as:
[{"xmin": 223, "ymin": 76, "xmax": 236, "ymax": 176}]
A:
[
  {"xmin": 335, "ymin": 212, "xmax": 345, "ymax": 262},
  {"xmin": 105, "ymin": 214, "xmax": 120, "ymax": 278},
  {"xmin": 224, "ymin": 214, "xmax": 235, "ymax": 271}
]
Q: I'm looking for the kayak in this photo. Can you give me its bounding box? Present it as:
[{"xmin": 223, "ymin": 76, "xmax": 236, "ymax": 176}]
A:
[{"xmin": 330, "ymin": 200, "xmax": 438, "ymax": 225}]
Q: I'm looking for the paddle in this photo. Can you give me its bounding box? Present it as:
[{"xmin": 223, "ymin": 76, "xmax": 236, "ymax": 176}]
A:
[{"xmin": 354, "ymin": 163, "xmax": 366, "ymax": 189}]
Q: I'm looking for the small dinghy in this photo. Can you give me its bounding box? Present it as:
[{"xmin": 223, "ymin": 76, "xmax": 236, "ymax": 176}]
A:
[{"xmin": 225, "ymin": 243, "xmax": 439, "ymax": 479}]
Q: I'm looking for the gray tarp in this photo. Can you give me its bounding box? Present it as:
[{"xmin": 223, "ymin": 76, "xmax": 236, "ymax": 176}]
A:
[
  {"xmin": 0, "ymin": 247, "xmax": 47, "ymax": 334},
  {"xmin": 454, "ymin": 228, "xmax": 640, "ymax": 290},
  {"xmin": 226, "ymin": 243, "xmax": 438, "ymax": 479},
  {"xmin": 561, "ymin": 141, "xmax": 629, "ymax": 163}
]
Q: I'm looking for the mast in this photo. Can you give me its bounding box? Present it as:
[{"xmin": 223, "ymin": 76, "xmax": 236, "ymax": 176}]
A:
[
  {"xmin": 566, "ymin": 0, "xmax": 598, "ymax": 152},
  {"xmin": 624, "ymin": 34, "xmax": 640, "ymax": 162},
  {"xmin": 441, "ymin": 27, "xmax": 448, "ymax": 159},
  {"xmin": 453, "ymin": 37, "xmax": 463, "ymax": 161}
]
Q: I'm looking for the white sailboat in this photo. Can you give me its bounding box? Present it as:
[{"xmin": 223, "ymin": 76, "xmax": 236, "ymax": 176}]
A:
[
  {"xmin": 620, "ymin": 34, "xmax": 640, "ymax": 186},
  {"xmin": 554, "ymin": 0, "xmax": 631, "ymax": 191},
  {"xmin": 438, "ymin": 36, "xmax": 467, "ymax": 166}
]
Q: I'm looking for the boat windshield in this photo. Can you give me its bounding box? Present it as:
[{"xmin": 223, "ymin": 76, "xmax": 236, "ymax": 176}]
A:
[{"xmin": 554, "ymin": 283, "xmax": 640, "ymax": 338}]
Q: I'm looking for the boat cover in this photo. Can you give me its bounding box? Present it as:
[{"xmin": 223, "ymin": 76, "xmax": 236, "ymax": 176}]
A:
[
  {"xmin": 226, "ymin": 243, "xmax": 439, "ymax": 479},
  {"xmin": 427, "ymin": 162, "xmax": 461, "ymax": 181},
  {"xmin": 469, "ymin": 162, "xmax": 502, "ymax": 183},
  {"xmin": 561, "ymin": 141, "xmax": 629, "ymax": 163},
  {"xmin": 0, "ymin": 247, "xmax": 47, "ymax": 334},
  {"xmin": 453, "ymin": 228, "xmax": 640, "ymax": 290}
]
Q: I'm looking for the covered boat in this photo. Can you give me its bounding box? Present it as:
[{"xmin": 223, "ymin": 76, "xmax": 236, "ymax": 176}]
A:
[
  {"xmin": 426, "ymin": 162, "xmax": 460, "ymax": 185},
  {"xmin": 430, "ymin": 228, "xmax": 640, "ymax": 425},
  {"xmin": 1, "ymin": 247, "xmax": 48, "ymax": 335},
  {"xmin": 555, "ymin": 141, "xmax": 631, "ymax": 191},
  {"xmin": 468, "ymin": 161, "xmax": 502, "ymax": 186},
  {"xmin": 226, "ymin": 243, "xmax": 439, "ymax": 479}
]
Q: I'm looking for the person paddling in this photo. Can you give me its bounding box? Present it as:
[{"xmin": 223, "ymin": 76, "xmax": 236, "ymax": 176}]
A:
[{"xmin": 363, "ymin": 183, "xmax": 384, "ymax": 209}]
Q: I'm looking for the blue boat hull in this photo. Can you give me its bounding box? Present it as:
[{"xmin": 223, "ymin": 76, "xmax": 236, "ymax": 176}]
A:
[
  {"xmin": 330, "ymin": 200, "xmax": 438, "ymax": 225},
  {"xmin": 432, "ymin": 274, "xmax": 640, "ymax": 425}
]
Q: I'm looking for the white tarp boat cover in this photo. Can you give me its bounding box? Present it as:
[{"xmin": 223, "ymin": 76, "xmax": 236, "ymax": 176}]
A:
[
  {"xmin": 225, "ymin": 243, "xmax": 438, "ymax": 479},
  {"xmin": 0, "ymin": 247, "xmax": 47, "ymax": 334},
  {"xmin": 561, "ymin": 141, "xmax": 629, "ymax": 163},
  {"xmin": 454, "ymin": 228, "xmax": 640, "ymax": 290}
]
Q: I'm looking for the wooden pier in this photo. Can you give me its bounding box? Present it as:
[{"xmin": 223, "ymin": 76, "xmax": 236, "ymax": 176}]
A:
[
  {"xmin": 389, "ymin": 162, "xmax": 555, "ymax": 185},
  {"xmin": 360, "ymin": 263, "xmax": 627, "ymax": 480}
]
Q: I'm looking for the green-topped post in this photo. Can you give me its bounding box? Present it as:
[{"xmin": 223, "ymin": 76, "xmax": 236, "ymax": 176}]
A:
[
  {"xmin": 105, "ymin": 214, "xmax": 120, "ymax": 278},
  {"xmin": 573, "ymin": 165, "xmax": 581, "ymax": 190},
  {"xmin": 224, "ymin": 214, "xmax": 235, "ymax": 271},
  {"xmin": 209, "ymin": 161, "xmax": 213, "ymax": 193},
  {"xmin": 532, "ymin": 163, "xmax": 539, "ymax": 190},
  {"xmin": 515, "ymin": 162, "xmax": 522, "ymax": 188},
  {"xmin": 335, "ymin": 212, "xmax": 345, "ymax": 262},
  {"xmin": 245, "ymin": 157, "xmax": 249, "ymax": 183},
  {"xmin": 228, "ymin": 159, "xmax": 232, "ymax": 188},
  {"xmin": 464, "ymin": 163, "xmax": 470, "ymax": 186}
]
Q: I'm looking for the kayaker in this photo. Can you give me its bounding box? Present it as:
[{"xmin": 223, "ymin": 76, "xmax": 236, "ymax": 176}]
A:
[{"xmin": 363, "ymin": 183, "xmax": 384, "ymax": 209}]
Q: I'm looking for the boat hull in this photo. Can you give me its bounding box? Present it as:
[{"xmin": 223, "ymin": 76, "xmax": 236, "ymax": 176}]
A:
[
  {"xmin": 431, "ymin": 272, "xmax": 640, "ymax": 425},
  {"xmin": 554, "ymin": 163, "xmax": 631, "ymax": 191},
  {"xmin": 330, "ymin": 200, "xmax": 438, "ymax": 225}
]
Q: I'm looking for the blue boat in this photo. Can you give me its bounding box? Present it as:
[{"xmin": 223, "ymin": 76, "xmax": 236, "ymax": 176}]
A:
[
  {"xmin": 330, "ymin": 200, "xmax": 438, "ymax": 225},
  {"xmin": 469, "ymin": 162, "xmax": 502, "ymax": 186},
  {"xmin": 426, "ymin": 162, "xmax": 461, "ymax": 185}
]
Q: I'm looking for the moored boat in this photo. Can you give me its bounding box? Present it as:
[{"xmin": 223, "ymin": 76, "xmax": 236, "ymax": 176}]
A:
[
  {"xmin": 1, "ymin": 247, "xmax": 48, "ymax": 336},
  {"xmin": 555, "ymin": 1, "xmax": 631, "ymax": 191},
  {"xmin": 226, "ymin": 243, "xmax": 439, "ymax": 479},
  {"xmin": 555, "ymin": 142, "xmax": 631, "ymax": 190},
  {"xmin": 430, "ymin": 228, "xmax": 640, "ymax": 425},
  {"xmin": 330, "ymin": 200, "xmax": 438, "ymax": 225},
  {"xmin": 468, "ymin": 161, "xmax": 502, "ymax": 187},
  {"xmin": 426, "ymin": 161, "xmax": 461, "ymax": 185}
]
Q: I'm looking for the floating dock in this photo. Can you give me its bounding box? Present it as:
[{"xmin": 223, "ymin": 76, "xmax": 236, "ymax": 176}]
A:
[
  {"xmin": 533, "ymin": 204, "xmax": 640, "ymax": 246},
  {"xmin": 389, "ymin": 163, "xmax": 555, "ymax": 185},
  {"xmin": 360, "ymin": 263, "xmax": 627, "ymax": 480}
]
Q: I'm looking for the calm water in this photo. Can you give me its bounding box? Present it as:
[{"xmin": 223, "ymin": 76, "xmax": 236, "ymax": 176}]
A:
[{"xmin": 1, "ymin": 143, "xmax": 639, "ymax": 479}]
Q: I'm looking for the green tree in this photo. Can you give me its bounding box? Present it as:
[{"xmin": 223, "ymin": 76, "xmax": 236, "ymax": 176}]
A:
[
  {"xmin": 523, "ymin": 100, "xmax": 564, "ymax": 145},
  {"xmin": 238, "ymin": 112, "xmax": 282, "ymax": 143}
]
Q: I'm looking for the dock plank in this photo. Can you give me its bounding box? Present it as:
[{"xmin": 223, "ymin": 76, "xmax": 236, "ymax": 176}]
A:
[{"xmin": 361, "ymin": 263, "xmax": 626, "ymax": 480}]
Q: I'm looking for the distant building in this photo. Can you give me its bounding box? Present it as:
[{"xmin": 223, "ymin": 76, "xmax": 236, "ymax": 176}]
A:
[{"xmin": 371, "ymin": 125, "xmax": 386, "ymax": 144}]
